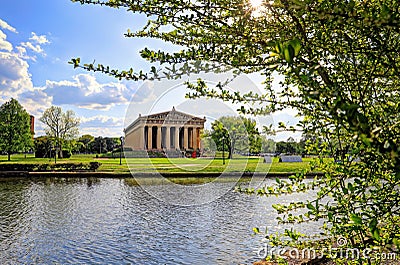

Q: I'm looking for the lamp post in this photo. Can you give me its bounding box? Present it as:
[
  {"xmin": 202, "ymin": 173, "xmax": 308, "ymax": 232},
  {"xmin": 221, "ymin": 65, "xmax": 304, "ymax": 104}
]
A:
[{"xmin": 120, "ymin": 136, "xmax": 124, "ymax": 165}]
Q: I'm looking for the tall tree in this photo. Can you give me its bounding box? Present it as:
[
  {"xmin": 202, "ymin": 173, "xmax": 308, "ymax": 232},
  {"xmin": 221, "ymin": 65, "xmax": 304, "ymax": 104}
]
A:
[
  {"xmin": 210, "ymin": 116, "xmax": 260, "ymax": 158},
  {"xmin": 0, "ymin": 98, "xmax": 33, "ymax": 161},
  {"xmin": 243, "ymin": 117, "xmax": 262, "ymax": 154},
  {"xmin": 70, "ymin": 0, "xmax": 400, "ymax": 261},
  {"xmin": 40, "ymin": 106, "xmax": 80, "ymax": 158}
]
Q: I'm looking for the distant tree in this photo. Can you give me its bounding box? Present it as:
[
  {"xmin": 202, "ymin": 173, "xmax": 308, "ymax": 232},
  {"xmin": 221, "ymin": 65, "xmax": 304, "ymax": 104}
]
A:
[
  {"xmin": 199, "ymin": 129, "xmax": 214, "ymax": 152},
  {"xmin": 210, "ymin": 116, "xmax": 260, "ymax": 158},
  {"xmin": 77, "ymin": 134, "xmax": 95, "ymax": 153},
  {"xmin": 34, "ymin": 136, "xmax": 52, "ymax": 158},
  {"xmin": 243, "ymin": 118, "xmax": 262, "ymax": 154},
  {"xmin": 105, "ymin": 137, "xmax": 119, "ymax": 152},
  {"xmin": 40, "ymin": 106, "xmax": 80, "ymax": 158},
  {"xmin": 0, "ymin": 98, "xmax": 33, "ymax": 161},
  {"xmin": 261, "ymin": 136, "xmax": 276, "ymax": 154},
  {"xmin": 91, "ymin": 136, "xmax": 107, "ymax": 154},
  {"xmin": 276, "ymin": 137, "xmax": 303, "ymax": 155}
]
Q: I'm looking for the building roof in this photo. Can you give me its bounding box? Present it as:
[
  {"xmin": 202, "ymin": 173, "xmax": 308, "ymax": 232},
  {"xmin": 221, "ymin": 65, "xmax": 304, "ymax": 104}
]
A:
[{"xmin": 125, "ymin": 107, "xmax": 206, "ymax": 133}]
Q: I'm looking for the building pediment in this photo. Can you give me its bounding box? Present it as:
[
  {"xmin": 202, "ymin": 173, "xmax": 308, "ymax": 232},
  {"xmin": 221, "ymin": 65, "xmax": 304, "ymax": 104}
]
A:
[
  {"xmin": 125, "ymin": 107, "xmax": 206, "ymax": 134},
  {"xmin": 145, "ymin": 109, "xmax": 204, "ymax": 123}
]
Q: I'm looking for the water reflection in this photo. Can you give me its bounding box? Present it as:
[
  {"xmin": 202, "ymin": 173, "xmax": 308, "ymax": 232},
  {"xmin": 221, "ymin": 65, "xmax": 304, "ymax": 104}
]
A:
[{"xmin": 0, "ymin": 178, "xmax": 319, "ymax": 264}]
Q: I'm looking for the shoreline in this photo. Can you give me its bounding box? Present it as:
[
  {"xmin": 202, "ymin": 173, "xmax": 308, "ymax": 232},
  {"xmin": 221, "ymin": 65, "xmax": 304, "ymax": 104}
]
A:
[{"xmin": 0, "ymin": 171, "xmax": 323, "ymax": 180}]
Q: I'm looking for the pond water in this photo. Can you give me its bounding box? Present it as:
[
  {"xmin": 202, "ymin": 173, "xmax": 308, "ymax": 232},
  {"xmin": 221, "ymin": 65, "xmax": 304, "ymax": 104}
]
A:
[{"xmin": 0, "ymin": 178, "xmax": 318, "ymax": 264}]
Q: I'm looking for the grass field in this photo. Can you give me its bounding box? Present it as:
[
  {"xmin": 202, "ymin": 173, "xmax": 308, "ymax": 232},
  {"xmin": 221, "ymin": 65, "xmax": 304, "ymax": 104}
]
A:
[{"xmin": 0, "ymin": 153, "xmax": 314, "ymax": 174}]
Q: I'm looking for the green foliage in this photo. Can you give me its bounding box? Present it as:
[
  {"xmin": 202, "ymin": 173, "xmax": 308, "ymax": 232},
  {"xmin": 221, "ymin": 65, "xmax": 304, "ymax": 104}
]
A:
[
  {"xmin": 261, "ymin": 136, "xmax": 276, "ymax": 153},
  {"xmin": 34, "ymin": 136, "xmax": 52, "ymax": 158},
  {"xmin": 275, "ymin": 137, "xmax": 304, "ymax": 155},
  {"xmin": 0, "ymin": 98, "xmax": 33, "ymax": 161},
  {"xmin": 70, "ymin": 0, "xmax": 400, "ymax": 262},
  {"xmin": 77, "ymin": 134, "xmax": 95, "ymax": 153},
  {"xmin": 208, "ymin": 116, "xmax": 261, "ymax": 158},
  {"xmin": 0, "ymin": 162, "xmax": 101, "ymax": 172}
]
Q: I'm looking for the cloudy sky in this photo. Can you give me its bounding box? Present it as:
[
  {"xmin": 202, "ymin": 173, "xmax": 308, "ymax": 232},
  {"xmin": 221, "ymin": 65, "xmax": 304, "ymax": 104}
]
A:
[{"xmin": 0, "ymin": 0, "xmax": 300, "ymax": 141}]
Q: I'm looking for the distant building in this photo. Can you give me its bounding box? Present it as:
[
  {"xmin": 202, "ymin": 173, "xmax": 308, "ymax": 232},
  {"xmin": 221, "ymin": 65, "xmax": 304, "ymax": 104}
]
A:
[{"xmin": 124, "ymin": 107, "xmax": 206, "ymax": 151}]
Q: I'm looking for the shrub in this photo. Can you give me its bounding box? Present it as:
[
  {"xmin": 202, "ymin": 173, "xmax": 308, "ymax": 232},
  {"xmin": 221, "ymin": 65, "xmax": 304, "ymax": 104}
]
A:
[{"xmin": 62, "ymin": 149, "xmax": 72, "ymax": 158}]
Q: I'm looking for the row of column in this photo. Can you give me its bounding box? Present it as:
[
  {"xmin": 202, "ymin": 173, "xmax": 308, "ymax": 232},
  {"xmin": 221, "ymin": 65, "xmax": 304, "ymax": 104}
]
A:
[{"xmin": 145, "ymin": 125, "xmax": 200, "ymax": 150}]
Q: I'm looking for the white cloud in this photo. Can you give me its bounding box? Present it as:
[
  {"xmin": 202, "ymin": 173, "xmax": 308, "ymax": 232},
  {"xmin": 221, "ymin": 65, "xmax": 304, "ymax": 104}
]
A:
[
  {"xmin": 0, "ymin": 30, "xmax": 13, "ymax": 51},
  {"xmin": 18, "ymin": 89, "xmax": 52, "ymax": 116},
  {"xmin": 79, "ymin": 115, "xmax": 124, "ymax": 137},
  {"xmin": 20, "ymin": 41, "xmax": 44, "ymax": 54},
  {"xmin": 0, "ymin": 22, "xmax": 47, "ymax": 115},
  {"xmin": 43, "ymin": 74, "xmax": 137, "ymax": 110},
  {"xmin": 29, "ymin": 32, "xmax": 49, "ymax": 44},
  {"xmin": 0, "ymin": 20, "xmax": 127, "ymax": 139},
  {"xmin": 80, "ymin": 115, "xmax": 123, "ymax": 127},
  {"xmin": 80, "ymin": 127, "xmax": 124, "ymax": 137},
  {"xmin": 0, "ymin": 52, "xmax": 34, "ymax": 96},
  {"xmin": 19, "ymin": 32, "xmax": 50, "ymax": 56},
  {"xmin": 0, "ymin": 19, "xmax": 17, "ymax": 33}
]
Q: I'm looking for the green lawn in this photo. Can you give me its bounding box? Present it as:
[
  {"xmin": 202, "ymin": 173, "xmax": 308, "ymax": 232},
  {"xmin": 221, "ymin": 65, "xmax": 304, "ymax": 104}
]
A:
[{"xmin": 0, "ymin": 153, "xmax": 314, "ymax": 174}]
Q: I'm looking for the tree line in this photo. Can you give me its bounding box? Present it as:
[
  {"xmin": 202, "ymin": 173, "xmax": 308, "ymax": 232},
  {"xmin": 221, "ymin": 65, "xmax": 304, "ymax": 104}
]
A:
[
  {"xmin": 0, "ymin": 98, "xmax": 119, "ymax": 160},
  {"xmin": 203, "ymin": 115, "xmax": 307, "ymax": 158}
]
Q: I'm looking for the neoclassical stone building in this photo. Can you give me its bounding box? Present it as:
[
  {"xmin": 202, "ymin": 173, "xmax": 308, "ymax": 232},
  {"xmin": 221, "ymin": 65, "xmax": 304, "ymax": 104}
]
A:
[{"xmin": 124, "ymin": 107, "xmax": 206, "ymax": 151}]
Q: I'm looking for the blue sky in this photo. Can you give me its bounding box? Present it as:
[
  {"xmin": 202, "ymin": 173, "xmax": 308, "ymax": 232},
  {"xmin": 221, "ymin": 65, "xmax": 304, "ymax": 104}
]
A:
[{"xmin": 0, "ymin": 0, "xmax": 300, "ymax": 141}]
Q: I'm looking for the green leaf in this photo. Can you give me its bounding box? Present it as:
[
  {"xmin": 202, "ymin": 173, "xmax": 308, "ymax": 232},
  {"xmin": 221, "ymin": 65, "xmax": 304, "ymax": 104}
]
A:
[
  {"xmin": 350, "ymin": 214, "xmax": 362, "ymax": 225},
  {"xmin": 373, "ymin": 229, "xmax": 381, "ymax": 241},
  {"xmin": 328, "ymin": 212, "xmax": 333, "ymax": 221},
  {"xmin": 253, "ymin": 227, "xmax": 260, "ymax": 234},
  {"xmin": 306, "ymin": 203, "xmax": 315, "ymax": 211},
  {"xmin": 288, "ymin": 38, "xmax": 301, "ymax": 56},
  {"xmin": 284, "ymin": 45, "xmax": 295, "ymax": 63},
  {"xmin": 369, "ymin": 218, "xmax": 378, "ymax": 230}
]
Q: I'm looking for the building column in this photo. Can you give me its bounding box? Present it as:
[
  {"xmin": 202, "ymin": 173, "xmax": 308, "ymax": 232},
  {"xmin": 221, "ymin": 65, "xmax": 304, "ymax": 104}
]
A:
[
  {"xmin": 147, "ymin": 126, "xmax": 152, "ymax": 150},
  {"xmin": 175, "ymin": 126, "xmax": 180, "ymax": 149},
  {"xmin": 157, "ymin": 126, "xmax": 162, "ymax": 150},
  {"xmin": 165, "ymin": 126, "xmax": 170, "ymax": 150},
  {"xmin": 139, "ymin": 125, "xmax": 144, "ymax": 150},
  {"xmin": 197, "ymin": 128, "xmax": 202, "ymax": 150},
  {"xmin": 193, "ymin": 127, "xmax": 198, "ymax": 150},
  {"xmin": 184, "ymin": 127, "xmax": 188, "ymax": 149}
]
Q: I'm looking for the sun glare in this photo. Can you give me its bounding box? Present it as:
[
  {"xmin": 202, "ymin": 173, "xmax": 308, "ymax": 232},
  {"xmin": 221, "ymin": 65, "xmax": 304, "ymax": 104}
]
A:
[
  {"xmin": 249, "ymin": 0, "xmax": 263, "ymax": 9},
  {"xmin": 249, "ymin": 0, "xmax": 269, "ymax": 18}
]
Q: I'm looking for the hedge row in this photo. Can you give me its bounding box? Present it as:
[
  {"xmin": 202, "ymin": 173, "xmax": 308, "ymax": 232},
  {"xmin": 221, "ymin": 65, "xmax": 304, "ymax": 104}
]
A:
[{"xmin": 0, "ymin": 162, "xmax": 101, "ymax": 172}]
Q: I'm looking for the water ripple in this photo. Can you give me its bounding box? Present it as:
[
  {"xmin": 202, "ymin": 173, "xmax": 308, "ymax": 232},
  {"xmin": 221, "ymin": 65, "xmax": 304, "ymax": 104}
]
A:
[{"xmin": 0, "ymin": 178, "xmax": 319, "ymax": 264}]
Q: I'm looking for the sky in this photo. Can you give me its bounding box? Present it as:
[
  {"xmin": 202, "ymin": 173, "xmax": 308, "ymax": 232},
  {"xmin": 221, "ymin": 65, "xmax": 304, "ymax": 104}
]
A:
[{"xmin": 0, "ymin": 0, "xmax": 300, "ymax": 141}]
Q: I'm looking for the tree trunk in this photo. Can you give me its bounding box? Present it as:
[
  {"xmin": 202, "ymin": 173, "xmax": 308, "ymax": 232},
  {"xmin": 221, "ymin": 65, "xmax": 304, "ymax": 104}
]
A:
[
  {"xmin": 58, "ymin": 140, "xmax": 63, "ymax": 158},
  {"xmin": 228, "ymin": 141, "xmax": 233, "ymax": 159},
  {"xmin": 7, "ymin": 152, "xmax": 10, "ymax": 161}
]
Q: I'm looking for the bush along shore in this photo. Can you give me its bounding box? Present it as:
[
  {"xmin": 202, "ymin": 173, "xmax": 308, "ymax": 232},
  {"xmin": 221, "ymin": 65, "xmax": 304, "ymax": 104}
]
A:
[{"xmin": 0, "ymin": 162, "xmax": 101, "ymax": 172}]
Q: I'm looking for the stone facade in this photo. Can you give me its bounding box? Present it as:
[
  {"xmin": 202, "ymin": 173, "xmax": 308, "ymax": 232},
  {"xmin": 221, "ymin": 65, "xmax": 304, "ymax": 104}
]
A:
[{"xmin": 124, "ymin": 107, "xmax": 206, "ymax": 151}]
